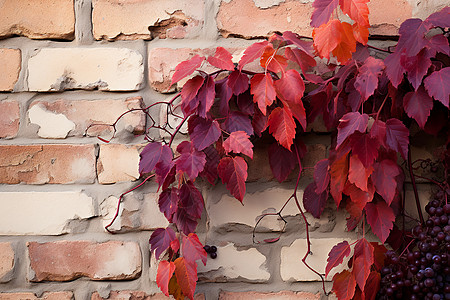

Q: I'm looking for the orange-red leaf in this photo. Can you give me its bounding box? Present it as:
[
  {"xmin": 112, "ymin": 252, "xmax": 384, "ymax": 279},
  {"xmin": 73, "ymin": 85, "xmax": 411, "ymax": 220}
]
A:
[
  {"xmin": 352, "ymin": 23, "xmax": 369, "ymax": 45},
  {"xmin": 333, "ymin": 270, "xmax": 357, "ymax": 300},
  {"xmin": 250, "ymin": 73, "xmax": 276, "ymax": 115},
  {"xmin": 238, "ymin": 41, "xmax": 270, "ymax": 71},
  {"xmin": 340, "ymin": 0, "xmax": 370, "ymax": 27},
  {"xmin": 313, "ymin": 19, "xmax": 342, "ymax": 60},
  {"xmin": 156, "ymin": 261, "xmax": 176, "ymax": 297},
  {"xmin": 348, "ymin": 155, "xmax": 373, "ymax": 192},
  {"xmin": 174, "ymin": 257, "xmax": 197, "ymax": 300},
  {"xmin": 353, "ymin": 238, "xmax": 374, "ymax": 292},
  {"xmin": 168, "ymin": 274, "xmax": 184, "ymax": 300},
  {"xmin": 268, "ymin": 107, "xmax": 297, "ymax": 150},
  {"xmin": 330, "ymin": 151, "xmax": 350, "ymax": 207},
  {"xmin": 218, "ymin": 156, "xmax": 248, "ymax": 202},
  {"xmin": 260, "ymin": 46, "xmax": 288, "ymax": 73},
  {"xmin": 326, "ymin": 241, "xmax": 352, "ymax": 277},
  {"xmin": 332, "ymin": 22, "xmax": 357, "ymax": 64},
  {"xmin": 223, "ymin": 131, "xmax": 254, "ymax": 158}
]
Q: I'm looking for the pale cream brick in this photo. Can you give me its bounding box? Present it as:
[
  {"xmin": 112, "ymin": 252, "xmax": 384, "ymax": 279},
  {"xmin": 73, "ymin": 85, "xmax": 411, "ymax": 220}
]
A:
[
  {"xmin": 281, "ymin": 238, "xmax": 353, "ymax": 282},
  {"xmin": 0, "ymin": 192, "xmax": 95, "ymax": 235},
  {"xmin": 0, "ymin": 1, "xmax": 74, "ymax": 40},
  {"xmin": 198, "ymin": 243, "xmax": 270, "ymax": 282},
  {"xmin": 92, "ymin": 0, "xmax": 204, "ymax": 40},
  {"xmin": 28, "ymin": 97, "xmax": 145, "ymax": 139},
  {"xmin": 219, "ymin": 291, "xmax": 321, "ymax": 300},
  {"xmin": 0, "ymin": 99, "xmax": 20, "ymax": 139},
  {"xmin": 0, "ymin": 292, "xmax": 73, "ymax": 300},
  {"xmin": 0, "ymin": 49, "xmax": 21, "ymax": 91},
  {"xmin": 0, "ymin": 243, "xmax": 14, "ymax": 283},
  {"xmin": 28, "ymin": 241, "xmax": 141, "ymax": 281},
  {"xmin": 97, "ymin": 144, "xmax": 141, "ymax": 184},
  {"xmin": 101, "ymin": 192, "xmax": 169, "ymax": 232},
  {"xmin": 27, "ymin": 48, "xmax": 144, "ymax": 92}
]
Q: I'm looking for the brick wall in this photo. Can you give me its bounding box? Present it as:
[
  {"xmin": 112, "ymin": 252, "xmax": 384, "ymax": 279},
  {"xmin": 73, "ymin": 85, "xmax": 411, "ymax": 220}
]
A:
[{"xmin": 0, "ymin": 0, "xmax": 445, "ymax": 299}]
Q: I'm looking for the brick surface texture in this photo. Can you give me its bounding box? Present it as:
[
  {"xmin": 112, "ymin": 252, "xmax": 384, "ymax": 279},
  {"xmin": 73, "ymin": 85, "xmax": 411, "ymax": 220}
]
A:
[{"xmin": 0, "ymin": 0, "xmax": 447, "ymax": 298}]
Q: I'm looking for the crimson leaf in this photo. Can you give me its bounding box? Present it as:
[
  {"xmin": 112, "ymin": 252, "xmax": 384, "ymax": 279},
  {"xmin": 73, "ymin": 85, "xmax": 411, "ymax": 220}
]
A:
[
  {"xmin": 403, "ymin": 86, "xmax": 434, "ymax": 129},
  {"xmin": 182, "ymin": 233, "xmax": 207, "ymax": 266},
  {"xmin": 156, "ymin": 261, "xmax": 176, "ymax": 297},
  {"xmin": 173, "ymin": 182, "xmax": 204, "ymax": 235},
  {"xmin": 181, "ymin": 75, "xmax": 204, "ymax": 115},
  {"xmin": 189, "ymin": 117, "xmax": 221, "ymax": 151},
  {"xmin": 402, "ymin": 48, "xmax": 432, "ymax": 91},
  {"xmin": 207, "ymin": 47, "xmax": 235, "ymax": 71},
  {"xmin": 332, "ymin": 270, "xmax": 356, "ymax": 300},
  {"xmin": 365, "ymin": 200, "xmax": 395, "ymax": 243},
  {"xmin": 268, "ymin": 107, "xmax": 297, "ymax": 150},
  {"xmin": 385, "ymin": 118, "xmax": 409, "ymax": 160},
  {"xmin": 149, "ymin": 227, "xmax": 177, "ymax": 260},
  {"xmin": 199, "ymin": 145, "xmax": 220, "ymax": 185},
  {"xmin": 250, "ymin": 73, "xmax": 276, "ymax": 115},
  {"xmin": 238, "ymin": 41, "xmax": 269, "ymax": 70},
  {"xmin": 384, "ymin": 50, "xmax": 406, "ymax": 88},
  {"xmin": 197, "ymin": 75, "xmax": 216, "ymax": 118},
  {"xmin": 171, "ymin": 55, "xmax": 205, "ymax": 86},
  {"xmin": 337, "ymin": 112, "xmax": 369, "ymax": 147},
  {"xmin": 424, "ymin": 67, "xmax": 450, "ymax": 108},
  {"xmin": 354, "ymin": 57, "xmax": 384, "ymax": 100},
  {"xmin": 158, "ymin": 187, "xmax": 179, "ymax": 222},
  {"xmin": 349, "ymin": 132, "xmax": 379, "ymax": 168},
  {"xmin": 139, "ymin": 142, "xmax": 173, "ymax": 175},
  {"xmin": 285, "ymin": 47, "xmax": 317, "ymax": 74},
  {"xmin": 314, "ymin": 159, "xmax": 330, "ymax": 194},
  {"xmin": 175, "ymin": 145, "xmax": 206, "ymax": 180},
  {"xmin": 363, "ymin": 271, "xmax": 381, "ymax": 300},
  {"xmin": 371, "ymin": 159, "xmax": 401, "ymax": 206},
  {"xmin": 348, "ymin": 154, "xmax": 373, "ymax": 192},
  {"xmin": 326, "ymin": 241, "xmax": 352, "ymax": 277},
  {"xmin": 227, "ymin": 70, "xmax": 249, "ymax": 95},
  {"xmin": 353, "ymin": 238, "xmax": 374, "ymax": 292},
  {"xmin": 223, "ymin": 131, "xmax": 253, "ymax": 158},
  {"xmin": 268, "ymin": 142, "xmax": 297, "ymax": 183},
  {"xmin": 218, "ymin": 156, "xmax": 248, "ymax": 202},
  {"xmin": 369, "ymin": 120, "xmax": 387, "ymax": 148},
  {"xmin": 303, "ymin": 182, "xmax": 328, "ymax": 219}
]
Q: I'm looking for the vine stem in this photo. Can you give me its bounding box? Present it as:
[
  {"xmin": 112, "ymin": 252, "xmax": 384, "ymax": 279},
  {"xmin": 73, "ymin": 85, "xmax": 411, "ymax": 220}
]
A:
[
  {"xmin": 407, "ymin": 146, "xmax": 425, "ymax": 225},
  {"xmin": 105, "ymin": 174, "xmax": 155, "ymax": 233}
]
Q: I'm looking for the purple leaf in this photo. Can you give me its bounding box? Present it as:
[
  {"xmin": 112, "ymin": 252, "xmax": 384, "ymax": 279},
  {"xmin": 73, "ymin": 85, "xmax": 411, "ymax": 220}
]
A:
[
  {"xmin": 303, "ymin": 182, "xmax": 329, "ymax": 218},
  {"xmin": 310, "ymin": 0, "xmax": 339, "ymax": 27},
  {"xmin": 158, "ymin": 187, "xmax": 179, "ymax": 222},
  {"xmin": 139, "ymin": 142, "xmax": 173, "ymax": 175},
  {"xmin": 222, "ymin": 111, "xmax": 254, "ymax": 136},
  {"xmin": 149, "ymin": 227, "xmax": 177, "ymax": 259},
  {"xmin": 424, "ymin": 67, "xmax": 450, "ymax": 108},
  {"xmin": 385, "ymin": 119, "xmax": 409, "ymax": 159},
  {"xmin": 189, "ymin": 117, "xmax": 221, "ymax": 151},
  {"xmin": 403, "ymin": 86, "xmax": 434, "ymax": 129},
  {"xmin": 175, "ymin": 143, "xmax": 206, "ymax": 180},
  {"xmin": 268, "ymin": 142, "xmax": 297, "ymax": 183},
  {"xmin": 197, "ymin": 75, "xmax": 216, "ymax": 118},
  {"xmin": 337, "ymin": 112, "xmax": 369, "ymax": 147}
]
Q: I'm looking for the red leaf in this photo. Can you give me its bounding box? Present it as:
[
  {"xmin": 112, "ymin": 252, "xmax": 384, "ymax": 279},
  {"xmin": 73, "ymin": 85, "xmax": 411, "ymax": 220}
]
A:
[
  {"xmin": 197, "ymin": 75, "xmax": 216, "ymax": 118},
  {"xmin": 174, "ymin": 257, "xmax": 197, "ymax": 300},
  {"xmin": 424, "ymin": 67, "xmax": 450, "ymax": 108},
  {"xmin": 268, "ymin": 107, "xmax": 297, "ymax": 150},
  {"xmin": 349, "ymin": 132, "xmax": 379, "ymax": 168},
  {"xmin": 223, "ymin": 131, "xmax": 254, "ymax": 158},
  {"xmin": 385, "ymin": 119, "xmax": 409, "ymax": 160},
  {"xmin": 348, "ymin": 155, "xmax": 373, "ymax": 192},
  {"xmin": 268, "ymin": 142, "xmax": 297, "ymax": 183},
  {"xmin": 403, "ymin": 86, "xmax": 434, "ymax": 129},
  {"xmin": 252, "ymin": 108, "xmax": 269, "ymax": 137},
  {"xmin": 285, "ymin": 47, "xmax": 317, "ymax": 74},
  {"xmin": 369, "ymin": 120, "xmax": 386, "ymax": 148},
  {"xmin": 171, "ymin": 55, "xmax": 205, "ymax": 86},
  {"xmin": 402, "ymin": 48, "xmax": 432, "ymax": 91},
  {"xmin": 222, "ymin": 111, "xmax": 254, "ymax": 136},
  {"xmin": 218, "ymin": 156, "xmax": 248, "ymax": 202},
  {"xmin": 354, "ymin": 57, "xmax": 384, "ymax": 100},
  {"xmin": 158, "ymin": 188, "xmax": 179, "ymax": 222},
  {"xmin": 340, "ymin": 0, "xmax": 369, "ymax": 27},
  {"xmin": 189, "ymin": 118, "xmax": 221, "ymax": 151},
  {"xmin": 181, "ymin": 75, "xmax": 204, "ymax": 115},
  {"xmin": 314, "ymin": 159, "xmax": 330, "ymax": 194},
  {"xmin": 353, "ymin": 238, "xmax": 374, "ymax": 291},
  {"xmin": 250, "ymin": 73, "xmax": 276, "ymax": 115},
  {"xmin": 384, "ymin": 50, "xmax": 406, "ymax": 88},
  {"xmin": 207, "ymin": 47, "xmax": 235, "ymax": 71},
  {"xmin": 332, "ymin": 270, "xmax": 356, "ymax": 300},
  {"xmin": 362, "ymin": 271, "xmax": 381, "ymax": 300},
  {"xmin": 371, "ymin": 159, "xmax": 401, "ymax": 205},
  {"xmin": 176, "ymin": 147, "xmax": 206, "ymax": 181},
  {"xmin": 275, "ymin": 69, "xmax": 306, "ymax": 129},
  {"xmin": 345, "ymin": 182, "xmax": 375, "ymax": 213},
  {"xmin": 303, "ymin": 182, "xmax": 329, "ymax": 218},
  {"xmin": 365, "ymin": 201, "xmax": 395, "ymax": 243},
  {"xmin": 260, "ymin": 46, "xmax": 288, "ymax": 73},
  {"xmin": 330, "ymin": 151, "xmax": 350, "ymax": 207},
  {"xmin": 199, "ymin": 145, "xmax": 220, "ymax": 185},
  {"xmin": 337, "ymin": 112, "xmax": 369, "ymax": 148},
  {"xmin": 216, "ymin": 78, "xmax": 233, "ymax": 115},
  {"xmin": 282, "ymin": 31, "xmax": 315, "ymax": 56},
  {"xmin": 326, "ymin": 241, "xmax": 352, "ymax": 277},
  {"xmin": 227, "ymin": 70, "xmax": 249, "ymax": 95},
  {"xmin": 182, "ymin": 233, "xmax": 207, "ymax": 266},
  {"xmin": 370, "ymin": 242, "xmax": 387, "ymax": 271},
  {"xmin": 139, "ymin": 142, "xmax": 173, "ymax": 175},
  {"xmin": 238, "ymin": 41, "xmax": 270, "ymax": 71},
  {"xmin": 156, "ymin": 261, "xmax": 176, "ymax": 297},
  {"xmin": 310, "ymin": 0, "xmax": 339, "ymax": 27},
  {"xmin": 149, "ymin": 227, "xmax": 177, "ymax": 260}
]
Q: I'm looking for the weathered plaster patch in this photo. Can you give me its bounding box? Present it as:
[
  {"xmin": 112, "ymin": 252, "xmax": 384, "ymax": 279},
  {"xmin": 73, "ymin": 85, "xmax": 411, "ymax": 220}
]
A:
[{"xmin": 28, "ymin": 104, "xmax": 75, "ymax": 138}]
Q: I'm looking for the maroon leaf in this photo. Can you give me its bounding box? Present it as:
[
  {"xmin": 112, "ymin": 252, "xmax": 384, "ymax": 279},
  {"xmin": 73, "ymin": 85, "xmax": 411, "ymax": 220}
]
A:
[
  {"xmin": 207, "ymin": 47, "xmax": 235, "ymax": 71},
  {"xmin": 384, "ymin": 50, "xmax": 406, "ymax": 88},
  {"xmin": 326, "ymin": 241, "xmax": 352, "ymax": 277},
  {"xmin": 282, "ymin": 31, "xmax": 315, "ymax": 56},
  {"xmin": 238, "ymin": 41, "xmax": 270, "ymax": 70},
  {"xmin": 332, "ymin": 270, "xmax": 357, "ymax": 300},
  {"xmin": 197, "ymin": 75, "xmax": 216, "ymax": 118},
  {"xmin": 149, "ymin": 227, "xmax": 177, "ymax": 260},
  {"xmin": 303, "ymin": 182, "xmax": 328, "ymax": 219},
  {"xmin": 354, "ymin": 57, "xmax": 384, "ymax": 100},
  {"xmin": 314, "ymin": 159, "xmax": 330, "ymax": 194},
  {"xmin": 223, "ymin": 131, "xmax": 254, "ymax": 158},
  {"xmin": 353, "ymin": 238, "xmax": 374, "ymax": 291},
  {"xmin": 227, "ymin": 70, "xmax": 249, "ymax": 95},
  {"xmin": 268, "ymin": 107, "xmax": 297, "ymax": 150},
  {"xmin": 189, "ymin": 118, "xmax": 221, "ymax": 151},
  {"xmin": 252, "ymin": 108, "xmax": 269, "ymax": 137},
  {"xmin": 385, "ymin": 118, "xmax": 409, "ymax": 159},
  {"xmin": 182, "ymin": 233, "xmax": 207, "ymax": 266},
  {"xmin": 159, "ymin": 188, "xmax": 179, "ymax": 222},
  {"xmin": 218, "ymin": 156, "xmax": 248, "ymax": 202},
  {"xmin": 174, "ymin": 257, "xmax": 197, "ymax": 300},
  {"xmin": 181, "ymin": 75, "xmax": 204, "ymax": 115},
  {"xmin": 429, "ymin": 34, "xmax": 450, "ymax": 55},
  {"xmin": 139, "ymin": 142, "xmax": 173, "ymax": 175},
  {"xmin": 403, "ymin": 86, "xmax": 434, "ymax": 129},
  {"xmin": 199, "ymin": 145, "xmax": 220, "ymax": 185},
  {"xmin": 156, "ymin": 160, "xmax": 175, "ymax": 190},
  {"xmin": 171, "ymin": 55, "xmax": 205, "ymax": 86},
  {"xmin": 285, "ymin": 47, "xmax": 317, "ymax": 74},
  {"xmin": 365, "ymin": 200, "xmax": 395, "ymax": 243},
  {"xmin": 173, "ymin": 182, "xmax": 204, "ymax": 234},
  {"xmin": 268, "ymin": 142, "xmax": 297, "ymax": 183},
  {"xmin": 402, "ymin": 48, "xmax": 432, "ymax": 91},
  {"xmin": 425, "ymin": 6, "xmax": 450, "ymax": 28},
  {"xmin": 310, "ymin": 0, "xmax": 339, "ymax": 27},
  {"xmin": 424, "ymin": 67, "xmax": 450, "ymax": 108},
  {"xmin": 369, "ymin": 120, "xmax": 386, "ymax": 148},
  {"xmin": 371, "ymin": 159, "xmax": 401, "ymax": 205},
  {"xmin": 363, "ymin": 271, "xmax": 381, "ymax": 300},
  {"xmin": 349, "ymin": 132, "xmax": 379, "ymax": 168},
  {"xmin": 156, "ymin": 261, "xmax": 176, "ymax": 297},
  {"xmin": 216, "ymin": 78, "xmax": 233, "ymax": 116},
  {"xmin": 397, "ymin": 18, "xmax": 429, "ymax": 57},
  {"xmin": 250, "ymin": 73, "xmax": 276, "ymax": 115},
  {"xmin": 222, "ymin": 111, "xmax": 254, "ymax": 136},
  {"xmin": 337, "ymin": 112, "xmax": 369, "ymax": 148},
  {"xmin": 236, "ymin": 90, "xmax": 255, "ymax": 115},
  {"xmin": 175, "ymin": 145, "xmax": 206, "ymax": 180}
]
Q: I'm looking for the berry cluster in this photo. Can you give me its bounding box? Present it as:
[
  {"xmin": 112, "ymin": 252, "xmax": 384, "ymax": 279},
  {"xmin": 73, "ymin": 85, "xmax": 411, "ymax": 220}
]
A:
[
  {"xmin": 378, "ymin": 193, "xmax": 450, "ymax": 300},
  {"xmin": 204, "ymin": 245, "xmax": 217, "ymax": 259}
]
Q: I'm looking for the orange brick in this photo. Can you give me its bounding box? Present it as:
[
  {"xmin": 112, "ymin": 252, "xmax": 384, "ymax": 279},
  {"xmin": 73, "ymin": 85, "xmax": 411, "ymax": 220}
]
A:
[
  {"xmin": 0, "ymin": 242, "xmax": 14, "ymax": 283},
  {"xmin": 0, "ymin": 292, "xmax": 73, "ymax": 300},
  {"xmin": 0, "ymin": 99, "xmax": 20, "ymax": 139},
  {"xmin": 0, "ymin": 49, "xmax": 21, "ymax": 91}
]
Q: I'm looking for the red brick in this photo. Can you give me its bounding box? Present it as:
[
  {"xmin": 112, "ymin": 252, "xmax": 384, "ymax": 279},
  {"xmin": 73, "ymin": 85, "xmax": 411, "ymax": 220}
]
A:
[
  {"xmin": 0, "ymin": 144, "xmax": 96, "ymax": 184},
  {"xmin": 0, "ymin": 292, "xmax": 73, "ymax": 300},
  {"xmin": 28, "ymin": 241, "xmax": 141, "ymax": 282},
  {"xmin": 91, "ymin": 291, "xmax": 204, "ymax": 300},
  {"xmin": 0, "ymin": 242, "xmax": 14, "ymax": 283},
  {"xmin": 0, "ymin": 99, "xmax": 20, "ymax": 139},
  {"xmin": 219, "ymin": 291, "xmax": 320, "ymax": 300},
  {"xmin": 0, "ymin": 0, "xmax": 74, "ymax": 40},
  {"xmin": 28, "ymin": 97, "xmax": 145, "ymax": 139},
  {"xmin": 0, "ymin": 49, "xmax": 21, "ymax": 91},
  {"xmin": 92, "ymin": 0, "xmax": 204, "ymax": 40}
]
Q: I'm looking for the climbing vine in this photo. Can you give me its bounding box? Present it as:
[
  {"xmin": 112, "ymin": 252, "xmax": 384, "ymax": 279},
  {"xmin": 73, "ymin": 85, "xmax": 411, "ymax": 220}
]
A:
[{"xmin": 95, "ymin": 3, "xmax": 450, "ymax": 300}]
